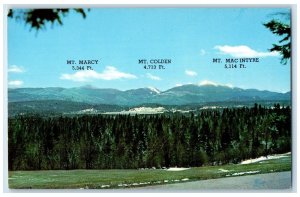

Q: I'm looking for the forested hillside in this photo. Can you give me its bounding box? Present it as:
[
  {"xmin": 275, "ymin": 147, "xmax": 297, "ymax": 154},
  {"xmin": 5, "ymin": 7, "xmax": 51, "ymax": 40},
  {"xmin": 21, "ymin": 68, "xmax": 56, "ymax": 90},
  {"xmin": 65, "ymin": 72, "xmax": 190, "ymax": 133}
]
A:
[{"xmin": 8, "ymin": 104, "xmax": 291, "ymax": 170}]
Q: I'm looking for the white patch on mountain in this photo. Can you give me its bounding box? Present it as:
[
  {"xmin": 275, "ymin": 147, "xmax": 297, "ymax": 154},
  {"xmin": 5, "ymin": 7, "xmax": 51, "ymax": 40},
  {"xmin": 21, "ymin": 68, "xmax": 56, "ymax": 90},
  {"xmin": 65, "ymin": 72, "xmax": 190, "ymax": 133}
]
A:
[
  {"xmin": 148, "ymin": 86, "xmax": 160, "ymax": 94},
  {"xmin": 198, "ymin": 80, "xmax": 218, "ymax": 86},
  {"xmin": 225, "ymin": 83, "xmax": 234, "ymax": 88},
  {"xmin": 198, "ymin": 80, "xmax": 235, "ymax": 88}
]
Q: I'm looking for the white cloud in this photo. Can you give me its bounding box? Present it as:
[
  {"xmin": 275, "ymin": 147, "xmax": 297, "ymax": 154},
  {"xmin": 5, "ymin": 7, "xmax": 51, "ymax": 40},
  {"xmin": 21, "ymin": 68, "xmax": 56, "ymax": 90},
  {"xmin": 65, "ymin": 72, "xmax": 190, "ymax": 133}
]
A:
[
  {"xmin": 8, "ymin": 65, "xmax": 24, "ymax": 73},
  {"xmin": 175, "ymin": 83, "xmax": 183, "ymax": 87},
  {"xmin": 200, "ymin": 49, "xmax": 206, "ymax": 56},
  {"xmin": 146, "ymin": 73, "xmax": 161, "ymax": 81},
  {"xmin": 185, "ymin": 70, "xmax": 197, "ymax": 77},
  {"xmin": 60, "ymin": 66, "xmax": 137, "ymax": 82},
  {"xmin": 214, "ymin": 45, "xmax": 279, "ymax": 58},
  {"xmin": 8, "ymin": 80, "xmax": 23, "ymax": 86}
]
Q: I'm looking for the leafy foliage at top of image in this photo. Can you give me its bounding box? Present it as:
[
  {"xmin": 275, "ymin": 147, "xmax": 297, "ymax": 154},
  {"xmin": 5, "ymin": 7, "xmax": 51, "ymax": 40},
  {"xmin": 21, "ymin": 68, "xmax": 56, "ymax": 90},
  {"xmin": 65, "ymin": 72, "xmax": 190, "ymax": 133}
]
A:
[
  {"xmin": 8, "ymin": 8, "xmax": 89, "ymax": 31},
  {"xmin": 263, "ymin": 13, "xmax": 291, "ymax": 65}
]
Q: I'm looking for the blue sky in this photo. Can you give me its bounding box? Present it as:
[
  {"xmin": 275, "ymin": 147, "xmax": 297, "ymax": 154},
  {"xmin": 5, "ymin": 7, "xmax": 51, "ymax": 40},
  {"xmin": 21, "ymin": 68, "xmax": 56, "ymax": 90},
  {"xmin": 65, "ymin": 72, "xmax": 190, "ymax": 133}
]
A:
[{"xmin": 8, "ymin": 8, "xmax": 291, "ymax": 92}]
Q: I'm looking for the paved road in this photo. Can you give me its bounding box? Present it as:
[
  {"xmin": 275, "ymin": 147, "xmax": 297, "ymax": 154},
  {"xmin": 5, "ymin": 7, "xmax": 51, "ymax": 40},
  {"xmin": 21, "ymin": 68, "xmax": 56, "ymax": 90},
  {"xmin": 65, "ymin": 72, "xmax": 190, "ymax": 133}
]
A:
[{"xmin": 130, "ymin": 171, "xmax": 292, "ymax": 191}]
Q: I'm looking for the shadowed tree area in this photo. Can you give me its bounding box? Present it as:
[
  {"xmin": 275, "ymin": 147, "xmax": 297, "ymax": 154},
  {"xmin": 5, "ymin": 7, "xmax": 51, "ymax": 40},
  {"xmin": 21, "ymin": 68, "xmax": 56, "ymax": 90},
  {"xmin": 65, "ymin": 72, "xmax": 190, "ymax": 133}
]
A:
[
  {"xmin": 8, "ymin": 8, "xmax": 89, "ymax": 31},
  {"xmin": 8, "ymin": 104, "xmax": 291, "ymax": 170}
]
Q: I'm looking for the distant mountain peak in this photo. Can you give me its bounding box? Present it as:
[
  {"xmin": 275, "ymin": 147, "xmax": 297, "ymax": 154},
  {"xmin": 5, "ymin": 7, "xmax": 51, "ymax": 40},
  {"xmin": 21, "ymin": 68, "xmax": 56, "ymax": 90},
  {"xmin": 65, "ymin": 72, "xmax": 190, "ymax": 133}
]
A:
[
  {"xmin": 198, "ymin": 80, "xmax": 218, "ymax": 87},
  {"xmin": 79, "ymin": 84, "xmax": 98, "ymax": 89},
  {"xmin": 8, "ymin": 84, "xmax": 290, "ymax": 106},
  {"xmin": 198, "ymin": 80, "xmax": 234, "ymax": 89},
  {"xmin": 147, "ymin": 86, "xmax": 160, "ymax": 94}
]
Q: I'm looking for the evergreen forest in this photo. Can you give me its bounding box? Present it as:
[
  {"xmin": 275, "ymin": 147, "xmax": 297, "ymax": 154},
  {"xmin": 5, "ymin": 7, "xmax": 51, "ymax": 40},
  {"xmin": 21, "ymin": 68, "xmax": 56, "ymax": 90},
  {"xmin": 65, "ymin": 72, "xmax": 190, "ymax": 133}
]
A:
[{"xmin": 8, "ymin": 104, "xmax": 291, "ymax": 170}]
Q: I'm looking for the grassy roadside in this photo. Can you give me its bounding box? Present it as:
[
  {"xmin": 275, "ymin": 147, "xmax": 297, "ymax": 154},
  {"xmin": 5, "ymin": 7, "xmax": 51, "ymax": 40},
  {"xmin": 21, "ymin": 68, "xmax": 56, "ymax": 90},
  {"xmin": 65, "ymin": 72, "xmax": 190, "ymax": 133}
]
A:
[{"xmin": 8, "ymin": 153, "xmax": 291, "ymax": 189}]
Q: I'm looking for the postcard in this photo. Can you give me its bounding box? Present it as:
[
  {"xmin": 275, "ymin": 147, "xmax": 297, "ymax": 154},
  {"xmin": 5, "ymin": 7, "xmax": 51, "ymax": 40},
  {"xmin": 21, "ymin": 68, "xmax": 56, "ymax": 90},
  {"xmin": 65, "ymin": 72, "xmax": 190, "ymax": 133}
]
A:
[{"xmin": 6, "ymin": 6, "xmax": 292, "ymax": 191}]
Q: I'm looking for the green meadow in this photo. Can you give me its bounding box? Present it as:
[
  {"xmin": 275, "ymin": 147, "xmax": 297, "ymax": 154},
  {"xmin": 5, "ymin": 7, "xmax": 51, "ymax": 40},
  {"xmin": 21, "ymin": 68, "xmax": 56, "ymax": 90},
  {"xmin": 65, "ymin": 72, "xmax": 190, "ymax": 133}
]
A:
[{"xmin": 9, "ymin": 153, "xmax": 291, "ymax": 189}]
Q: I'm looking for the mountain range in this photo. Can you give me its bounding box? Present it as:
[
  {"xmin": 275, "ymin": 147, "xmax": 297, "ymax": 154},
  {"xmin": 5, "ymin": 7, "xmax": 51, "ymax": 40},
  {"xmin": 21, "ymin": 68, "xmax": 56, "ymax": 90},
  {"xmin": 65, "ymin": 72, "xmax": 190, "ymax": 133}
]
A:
[{"xmin": 8, "ymin": 84, "xmax": 290, "ymax": 106}]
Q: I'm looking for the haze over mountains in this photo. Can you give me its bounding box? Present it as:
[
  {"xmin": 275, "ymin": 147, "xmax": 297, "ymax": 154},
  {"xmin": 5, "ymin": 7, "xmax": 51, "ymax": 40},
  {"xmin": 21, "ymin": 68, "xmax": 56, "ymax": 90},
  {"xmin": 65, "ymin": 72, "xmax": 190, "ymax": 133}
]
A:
[{"xmin": 9, "ymin": 84, "xmax": 290, "ymax": 106}]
